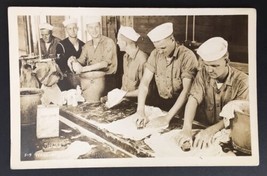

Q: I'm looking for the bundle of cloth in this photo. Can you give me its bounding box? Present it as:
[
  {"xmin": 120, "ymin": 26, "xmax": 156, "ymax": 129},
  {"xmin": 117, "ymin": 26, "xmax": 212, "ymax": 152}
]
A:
[{"xmin": 20, "ymin": 60, "xmax": 63, "ymax": 105}]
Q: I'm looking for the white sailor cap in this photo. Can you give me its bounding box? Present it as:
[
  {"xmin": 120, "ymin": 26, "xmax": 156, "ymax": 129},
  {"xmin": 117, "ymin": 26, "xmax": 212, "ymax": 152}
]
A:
[
  {"xmin": 118, "ymin": 26, "xmax": 140, "ymax": 42},
  {"xmin": 85, "ymin": 16, "xmax": 101, "ymax": 25},
  {"xmin": 197, "ymin": 37, "xmax": 228, "ymax": 61},
  {"xmin": 39, "ymin": 23, "xmax": 54, "ymax": 30},
  {"xmin": 147, "ymin": 22, "xmax": 173, "ymax": 42},
  {"xmin": 63, "ymin": 18, "xmax": 78, "ymax": 27}
]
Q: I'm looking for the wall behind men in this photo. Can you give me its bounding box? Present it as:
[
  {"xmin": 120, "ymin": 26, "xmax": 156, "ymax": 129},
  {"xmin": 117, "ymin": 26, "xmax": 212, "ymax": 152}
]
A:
[
  {"xmin": 17, "ymin": 15, "xmax": 248, "ymax": 64},
  {"xmin": 49, "ymin": 16, "xmax": 65, "ymax": 40},
  {"xmin": 133, "ymin": 15, "xmax": 248, "ymax": 63}
]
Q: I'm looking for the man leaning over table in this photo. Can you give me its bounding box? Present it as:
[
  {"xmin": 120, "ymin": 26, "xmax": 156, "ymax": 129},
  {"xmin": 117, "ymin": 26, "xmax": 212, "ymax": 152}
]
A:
[
  {"xmin": 177, "ymin": 37, "xmax": 249, "ymax": 149},
  {"xmin": 135, "ymin": 22, "xmax": 198, "ymax": 129}
]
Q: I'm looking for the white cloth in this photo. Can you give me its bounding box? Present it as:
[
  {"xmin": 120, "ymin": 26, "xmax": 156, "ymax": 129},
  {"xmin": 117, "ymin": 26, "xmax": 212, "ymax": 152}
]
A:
[
  {"xmin": 144, "ymin": 129, "xmax": 232, "ymax": 157},
  {"xmin": 105, "ymin": 88, "xmax": 127, "ymax": 108},
  {"xmin": 197, "ymin": 37, "xmax": 228, "ymax": 61},
  {"xmin": 41, "ymin": 84, "xmax": 62, "ymax": 106},
  {"xmin": 118, "ymin": 25, "xmax": 140, "ymax": 42},
  {"xmin": 61, "ymin": 86, "xmax": 85, "ymax": 106},
  {"xmin": 147, "ymin": 22, "xmax": 173, "ymax": 42},
  {"xmin": 100, "ymin": 106, "xmax": 167, "ymax": 140},
  {"xmin": 219, "ymin": 100, "xmax": 250, "ymax": 127}
]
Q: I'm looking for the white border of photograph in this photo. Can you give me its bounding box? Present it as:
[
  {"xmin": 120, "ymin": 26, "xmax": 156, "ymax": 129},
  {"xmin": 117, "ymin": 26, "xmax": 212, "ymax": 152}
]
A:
[{"xmin": 9, "ymin": 7, "xmax": 258, "ymax": 169}]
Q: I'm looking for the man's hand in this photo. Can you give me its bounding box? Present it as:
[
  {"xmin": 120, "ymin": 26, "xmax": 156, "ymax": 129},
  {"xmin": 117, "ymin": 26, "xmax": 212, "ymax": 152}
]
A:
[
  {"xmin": 176, "ymin": 129, "xmax": 193, "ymax": 148},
  {"xmin": 72, "ymin": 61, "xmax": 83, "ymax": 74},
  {"xmin": 67, "ymin": 56, "xmax": 81, "ymax": 73},
  {"xmin": 193, "ymin": 128, "xmax": 216, "ymax": 149},
  {"xmin": 135, "ymin": 112, "xmax": 149, "ymax": 129},
  {"xmin": 67, "ymin": 56, "xmax": 76, "ymax": 73},
  {"xmin": 176, "ymin": 129, "xmax": 193, "ymax": 151},
  {"xmin": 100, "ymin": 96, "xmax": 108, "ymax": 103},
  {"xmin": 146, "ymin": 115, "xmax": 171, "ymax": 128}
]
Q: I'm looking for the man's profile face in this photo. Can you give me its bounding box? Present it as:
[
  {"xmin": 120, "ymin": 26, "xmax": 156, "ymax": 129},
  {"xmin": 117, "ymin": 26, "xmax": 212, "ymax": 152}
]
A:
[
  {"xmin": 117, "ymin": 34, "xmax": 126, "ymax": 52},
  {"xmin": 40, "ymin": 29, "xmax": 52, "ymax": 43}
]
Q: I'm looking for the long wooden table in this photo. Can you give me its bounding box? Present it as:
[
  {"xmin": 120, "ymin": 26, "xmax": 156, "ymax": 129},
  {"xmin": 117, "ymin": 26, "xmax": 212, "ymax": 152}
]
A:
[{"xmin": 59, "ymin": 99, "xmax": 207, "ymax": 158}]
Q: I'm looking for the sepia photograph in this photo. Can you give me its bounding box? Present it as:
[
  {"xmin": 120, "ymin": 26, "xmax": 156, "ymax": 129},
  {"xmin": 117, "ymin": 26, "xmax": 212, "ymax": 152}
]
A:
[{"xmin": 8, "ymin": 7, "xmax": 258, "ymax": 169}]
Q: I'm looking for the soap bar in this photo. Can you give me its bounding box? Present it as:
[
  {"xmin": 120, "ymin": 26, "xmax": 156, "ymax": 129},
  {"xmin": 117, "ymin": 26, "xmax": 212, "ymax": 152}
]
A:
[
  {"xmin": 36, "ymin": 105, "xmax": 59, "ymax": 139},
  {"xmin": 181, "ymin": 141, "xmax": 191, "ymax": 152}
]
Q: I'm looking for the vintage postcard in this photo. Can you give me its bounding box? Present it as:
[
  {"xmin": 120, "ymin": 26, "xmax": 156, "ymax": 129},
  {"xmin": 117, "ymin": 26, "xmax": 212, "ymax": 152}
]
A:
[{"xmin": 9, "ymin": 7, "xmax": 258, "ymax": 169}]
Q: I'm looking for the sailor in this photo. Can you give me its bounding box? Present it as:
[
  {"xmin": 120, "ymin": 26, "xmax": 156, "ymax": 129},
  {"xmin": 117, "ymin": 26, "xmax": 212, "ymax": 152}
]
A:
[
  {"xmin": 135, "ymin": 22, "xmax": 198, "ymax": 128},
  {"xmin": 56, "ymin": 18, "xmax": 85, "ymax": 90},
  {"xmin": 117, "ymin": 25, "xmax": 148, "ymax": 97},
  {"xmin": 67, "ymin": 16, "xmax": 118, "ymax": 94},
  {"xmin": 37, "ymin": 23, "xmax": 61, "ymax": 59},
  {"xmin": 177, "ymin": 37, "xmax": 249, "ymax": 149}
]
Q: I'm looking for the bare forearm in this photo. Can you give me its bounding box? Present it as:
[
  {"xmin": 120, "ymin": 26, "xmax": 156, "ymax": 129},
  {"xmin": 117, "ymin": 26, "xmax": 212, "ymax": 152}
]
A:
[
  {"xmin": 82, "ymin": 61, "xmax": 108, "ymax": 72},
  {"xmin": 167, "ymin": 78, "xmax": 193, "ymax": 120},
  {"xmin": 137, "ymin": 68, "xmax": 153, "ymax": 115},
  {"xmin": 125, "ymin": 89, "xmax": 139, "ymax": 97},
  {"xmin": 137, "ymin": 83, "xmax": 148, "ymax": 115},
  {"xmin": 167, "ymin": 90, "xmax": 189, "ymax": 120},
  {"xmin": 182, "ymin": 96, "xmax": 198, "ymax": 131},
  {"xmin": 206, "ymin": 120, "xmax": 225, "ymax": 134}
]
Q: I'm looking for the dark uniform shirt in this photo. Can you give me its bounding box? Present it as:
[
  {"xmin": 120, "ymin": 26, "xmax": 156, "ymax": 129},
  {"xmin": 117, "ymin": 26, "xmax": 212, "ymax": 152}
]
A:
[
  {"xmin": 56, "ymin": 38, "xmax": 85, "ymax": 73},
  {"xmin": 55, "ymin": 38, "xmax": 85, "ymax": 91},
  {"xmin": 39, "ymin": 36, "xmax": 61, "ymax": 59}
]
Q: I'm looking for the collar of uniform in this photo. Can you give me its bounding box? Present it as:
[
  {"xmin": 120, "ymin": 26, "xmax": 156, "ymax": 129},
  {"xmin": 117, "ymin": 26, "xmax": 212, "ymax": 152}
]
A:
[
  {"xmin": 129, "ymin": 47, "xmax": 140, "ymax": 60},
  {"xmin": 208, "ymin": 66, "xmax": 233, "ymax": 88},
  {"xmin": 159, "ymin": 42, "xmax": 180, "ymax": 66},
  {"xmin": 172, "ymin": 42, "xmax": 180, "ymax": 59},
  {"xmin": 49, "ymin": 36, "xmax": 57, "ymax": 45},
  {"xmin": 224, "ymin": 66, "xmax": 233, "ymax": 86},
  {"xmin": 87, "ymin": 35, "xmax": 105, "ymax": 46}
]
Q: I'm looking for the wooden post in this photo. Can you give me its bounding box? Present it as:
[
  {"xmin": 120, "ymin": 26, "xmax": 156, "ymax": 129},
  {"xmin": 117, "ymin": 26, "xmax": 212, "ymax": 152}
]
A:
[
  {"xmin": 192, "ymin": 15, "xmax": 195, "ymax": 42},
  {"xmin": 26, "ymin": 16, "xmax": 32, "ymax": 55},
  {"xmin": 185, "ymin": 16, "xmax": 188, "ymax": 41},
  {"xmin": 34, "ymin": 16, "xmax": 42, "ymax": 60}
]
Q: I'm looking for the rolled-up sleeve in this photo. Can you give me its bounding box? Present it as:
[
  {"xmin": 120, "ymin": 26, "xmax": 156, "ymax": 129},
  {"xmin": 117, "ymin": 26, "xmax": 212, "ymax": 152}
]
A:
[
  {"xmin": 181, "ymin": 50, "xmax": 198, "ymax": 80},
  {"xmin": 103, "ymin": 39, "xmax": 117, "ymax": 74},
  {"xmin": 103, "ymin": 39, "xmax": 116, "ymax": 65},
  {"xmin": 145, "ymin": 50, "xmax": 157, "ymax": 73},
  {"xmin": 236, "ymin": 77, "xmax": 249, "ymax": 101},
  {"xmin": 138, "ymin": 53, "xmax": 148, "ymax": 81},
  {"xmin": 77, "ymin": 44, "xmax": 89, "ymax": 66},
  {"xmin": 189, "ymin": 70, "xmax": 205, "ymax": 105}
]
